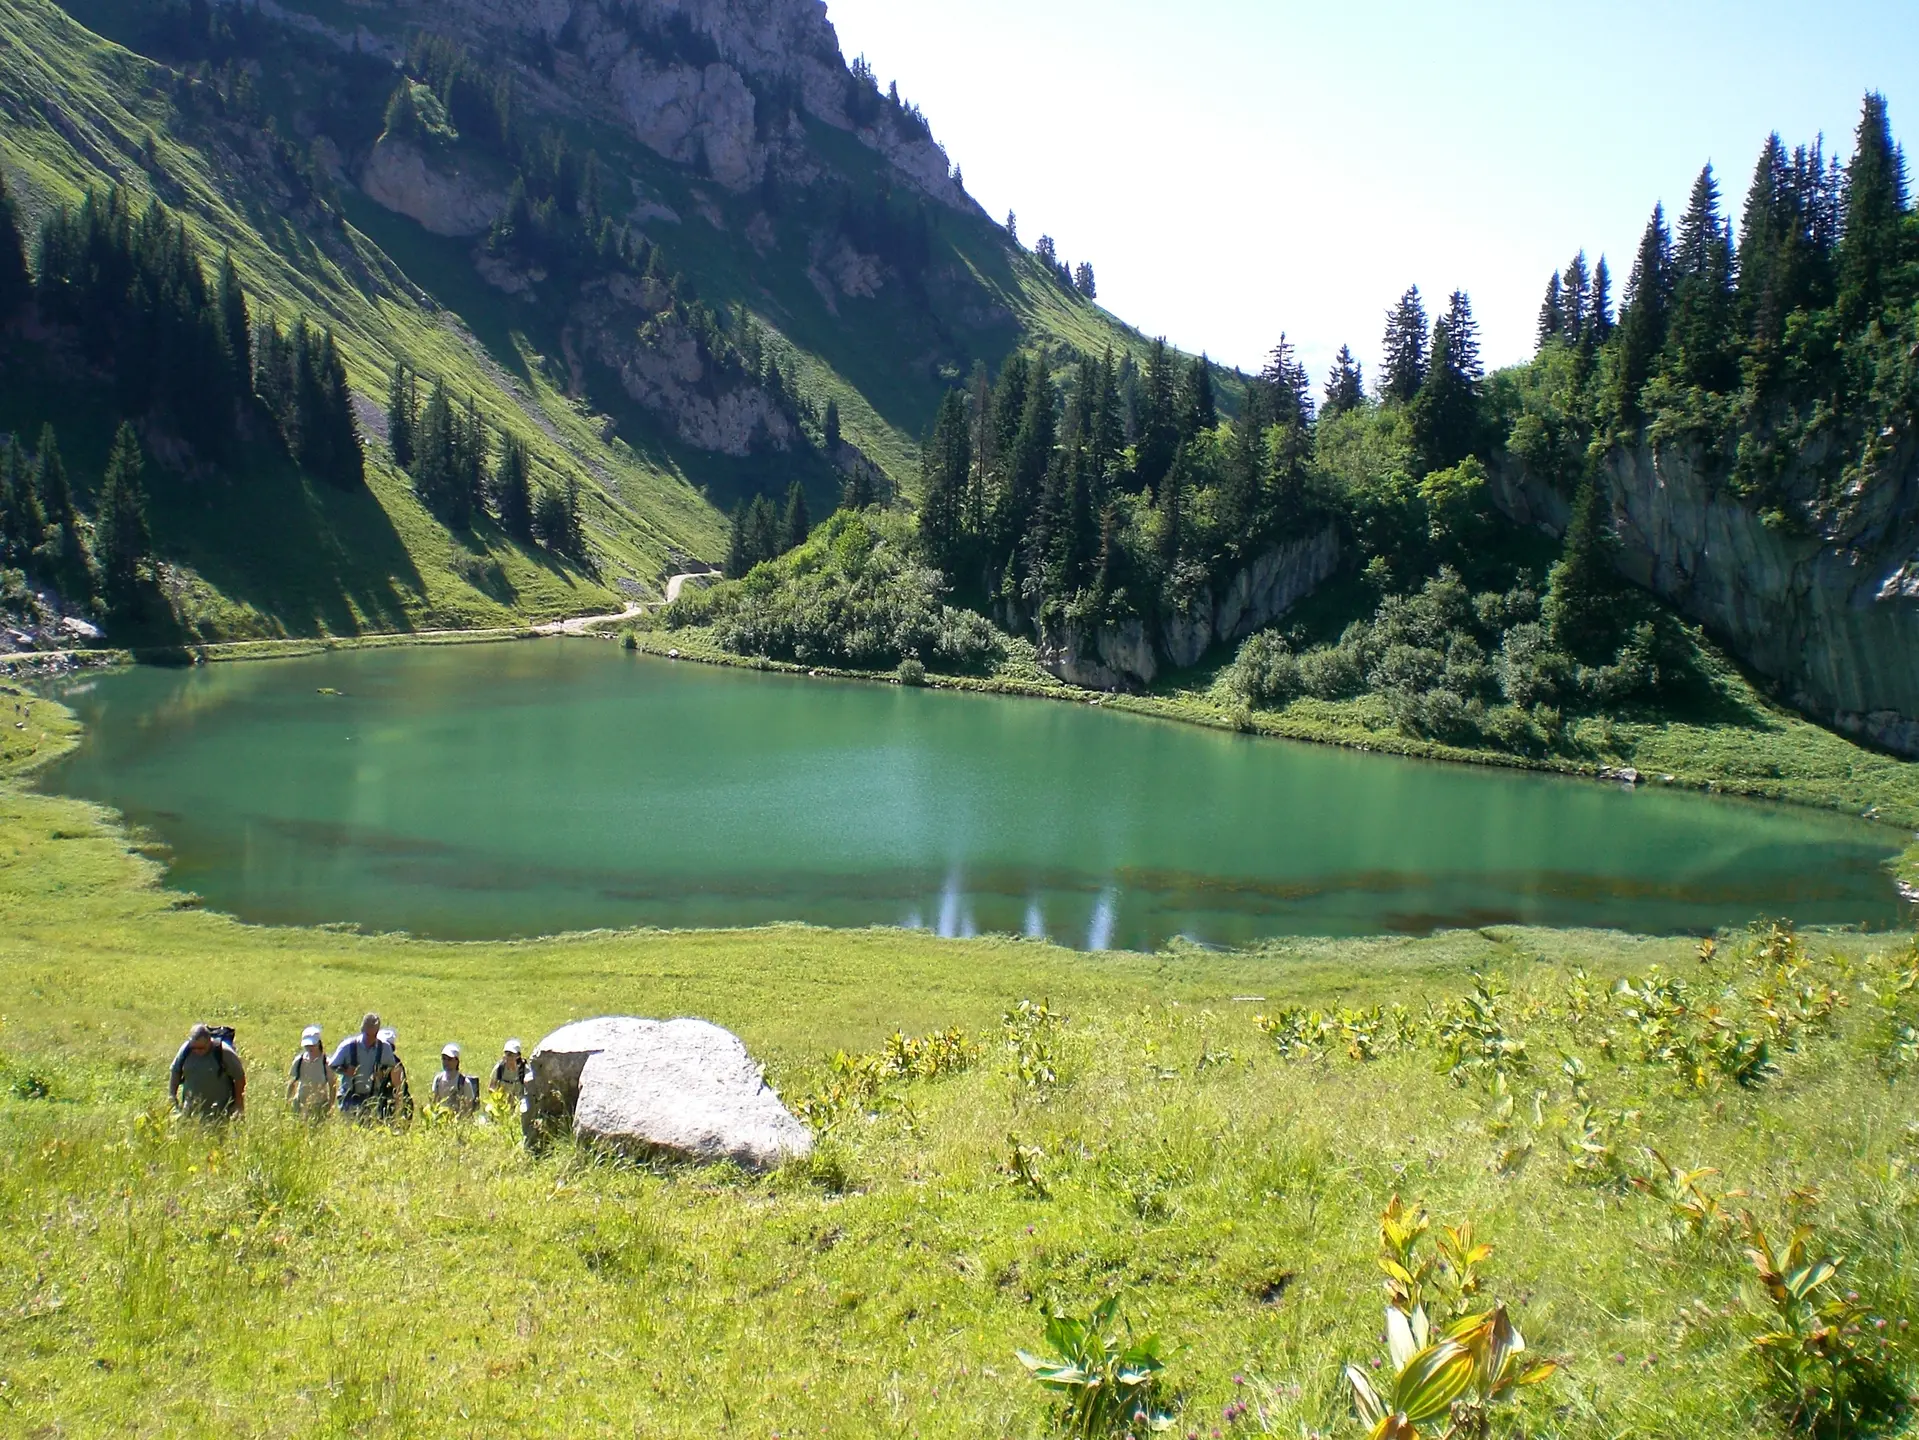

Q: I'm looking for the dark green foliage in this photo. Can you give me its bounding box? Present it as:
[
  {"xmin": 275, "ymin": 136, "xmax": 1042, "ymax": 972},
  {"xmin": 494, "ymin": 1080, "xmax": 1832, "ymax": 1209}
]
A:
[
  {"xmin": 31, "ymin": 426, "xmax": 91, "ymax": 600},
  {"xmin": 1411, "ymin": 291, "xmax": 1484, "ymax": 473},
  {"xmin": 781, "ymin": 480, "xmax": 810, "ymax": 554},
  {"xmin": 1133, "ymin": 340, "xmax": 1178, "ymax": 498},
  {"xmin": 1322, "ymin": 345, "xmax": 1364, "ymax": 420},
  {"xmin": 1536, "ymin": 272, "xmax": 1565, "ymax": 351},
  {"xmin": 918, "ymin": 389, "xmax": 969, "ymax": 579},
  {"xmin": 387, "ymin": 363, "xmax": 418, "ymax": 471},
  {"xmin": 1836, "ymin": 92, "xmax": 1908, "ymax": 330},
  {"xmin": 1178, "ymin": 353, "xmax": 1217, "ymax": 438},
  {"xmin": 34, "ymin": 185, "xmax": 252, "ymax": 458},
  {"xmin": 0, "ymin": 436, "xmax": 46, "ymax": 566},
  {"xmin": 0, "ymin": 168, "xmax": 31, "ymax": 321},
  {"xmin": 532, "ymin": 477, "xmax": 586, "ymax": 561},
  {"xmin": 410, "ymin": 380, "xmax": 479, "ymax": 527},
  {"xmin": 95, "ymin": 423, "xmax": 153, "ymax": 617},
  {"xmin": 1543, "ymin": 478, "xmax": 1623, "ymax": 662},
  {"xmin": 1231, "ymin": 567, "xmax": 1667, "ymax": 750},
  {"xmin": 726, "ymin": 493, "xmax": 783, "ymax": 577},
  {"xmin": 1381, "ymin": 286, "xmax": 1429, "ymax": 403},
  {"xmin": 1667, "ymin": 165, "xmax": 1738, "ymax": 392},
  {"xmin": 493, "ymin": 432, "xmax": 534, "ymax": 542},
  {"xmin": 823, "ymin": 399, "xmax": 842, "ymax": 457},
  {"xmin": 667, "ymin": 510, "xmax": 1000, "ymax": 672},
  {"xmin": 1612, "ymin": 204, "xmax": 1672, "ymax": 425},
  {"xmin": 257, "ymin": 315, "xmax": 363, "ymax": 489}
]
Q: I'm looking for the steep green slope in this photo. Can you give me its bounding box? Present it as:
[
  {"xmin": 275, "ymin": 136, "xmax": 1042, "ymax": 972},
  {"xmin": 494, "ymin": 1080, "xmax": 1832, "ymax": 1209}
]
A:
[{"xmin": 0, "ymin": 0, "xmax": 1159, "ymax": 642}]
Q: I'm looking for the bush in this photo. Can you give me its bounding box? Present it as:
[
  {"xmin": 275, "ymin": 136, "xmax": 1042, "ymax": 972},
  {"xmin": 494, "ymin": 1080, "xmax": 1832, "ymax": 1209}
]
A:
[
  {"xmin": 662, "ymin": 510, "xmax": 1002, "ymax": 673},
  {"xmin": 896, "ymin": 656, "xmax": 926, "ymax": 685}
]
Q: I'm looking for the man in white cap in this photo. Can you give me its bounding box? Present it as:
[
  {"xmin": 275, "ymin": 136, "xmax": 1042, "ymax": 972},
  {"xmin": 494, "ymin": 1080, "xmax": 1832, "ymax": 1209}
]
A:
[
  {"xmin": 287, "ymin": 1025, "xmax": 334, "ymax": 1117},
  {"xmin": 489, "ymin": 1038, "xmax": 528, "ymax": 1111},
  {"xmin": 431, "ymin": 1042, "xmax": 478, "ymax": 1115}
]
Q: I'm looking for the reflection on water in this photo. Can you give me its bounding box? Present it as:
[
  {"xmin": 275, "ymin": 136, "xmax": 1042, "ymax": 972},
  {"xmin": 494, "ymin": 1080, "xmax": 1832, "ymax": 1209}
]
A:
[{"xmin": 36, "ymin": 640, "xmax": 1911, "ymax": 948}]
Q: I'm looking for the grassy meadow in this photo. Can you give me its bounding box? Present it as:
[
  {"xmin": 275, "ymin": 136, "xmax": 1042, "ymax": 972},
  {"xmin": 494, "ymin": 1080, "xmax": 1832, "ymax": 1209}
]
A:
[{"xmin": 0, "ymin": 677, "xmax": 1915, "ymax": 1438}]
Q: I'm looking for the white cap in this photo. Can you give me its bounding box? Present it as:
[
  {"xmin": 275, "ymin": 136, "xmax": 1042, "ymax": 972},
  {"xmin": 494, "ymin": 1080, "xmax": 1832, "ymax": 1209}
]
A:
[
  {"xmin": 442, "ymin": 1042, "xmax": 461, "ymax": 1059},
  {"xmin": 378, "ymin": 1027, "xmax": 396, "ymax": 1045},
  {"xmin": 302, "ymin": 1026, "xmax": 322, "ymax": 1044},
  {"xmin": 503, "ymin": 1038, "xmax": 522, "ymax": 1055}
]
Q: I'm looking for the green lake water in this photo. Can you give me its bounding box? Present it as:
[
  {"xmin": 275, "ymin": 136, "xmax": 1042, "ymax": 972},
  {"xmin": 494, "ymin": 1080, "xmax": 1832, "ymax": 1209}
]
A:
[{"xmin": 35, "ymin": 641, "xmax": 1910, "ymax": 948}]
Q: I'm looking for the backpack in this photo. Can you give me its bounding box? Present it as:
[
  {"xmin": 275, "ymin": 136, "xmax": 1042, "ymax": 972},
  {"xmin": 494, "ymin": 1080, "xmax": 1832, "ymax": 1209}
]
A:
[{"xmin": 205, "ymin": 1024, "xmax": 237, "ymax": 1048}]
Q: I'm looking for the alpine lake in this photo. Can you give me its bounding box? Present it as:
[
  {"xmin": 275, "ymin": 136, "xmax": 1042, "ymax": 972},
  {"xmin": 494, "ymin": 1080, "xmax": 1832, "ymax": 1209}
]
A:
[{"xmin": 33, "ymin": 640, "xmax": 1911, "ymax": 949}]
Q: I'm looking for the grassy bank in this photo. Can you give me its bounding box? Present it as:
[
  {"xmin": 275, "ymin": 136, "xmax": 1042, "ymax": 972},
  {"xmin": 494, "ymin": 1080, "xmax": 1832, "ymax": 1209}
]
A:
[{"xmin": 0, "ymin": 683, "xmax": 1916, "ymax": 1437}]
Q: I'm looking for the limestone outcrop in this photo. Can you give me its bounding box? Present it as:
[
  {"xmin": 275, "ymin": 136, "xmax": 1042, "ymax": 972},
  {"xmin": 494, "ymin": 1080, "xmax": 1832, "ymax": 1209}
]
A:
[
  {"xmin": 1037, "ymin": 525, "xmax": 1342, "ymax": 690},
  {"xmin": 525, "ymin": 1016, "xmax": 812, "ymax": 1170},
  {"xmin": 358, "ymin": 137, "xmax": 506, "ymax": 238},
  {"xmin": 1492, "ymin": 440, "xmax": 1919, "ymax": 755}
]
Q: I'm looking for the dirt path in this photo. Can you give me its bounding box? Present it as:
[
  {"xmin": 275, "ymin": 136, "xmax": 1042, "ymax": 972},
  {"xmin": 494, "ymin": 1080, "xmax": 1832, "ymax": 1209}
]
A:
[
  {"xmin": 532, "ymin": 602, "xmax": 646, "ymax": 636},
  {"xmin": 663, "ymin": 571, "xmax": 717, "ymax": 604}
]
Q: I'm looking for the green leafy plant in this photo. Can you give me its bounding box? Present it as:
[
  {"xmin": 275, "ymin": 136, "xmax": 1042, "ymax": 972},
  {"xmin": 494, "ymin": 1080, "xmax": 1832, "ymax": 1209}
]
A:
[
  {"xmin": 1742, "ymin": 1218, "xmax": 1904, "ymax": 1435},
  {"xmin": 1630, "ymin": 1149, "xmax": 1745, "ymax": 1244},
  {"xmin": 1017, "ymin": 1295, "xmax": 1173, "ymax": 1436},
  {"xmin": 1004, "ymin": 1133, "xmax": 1051, "ymax": 1198},
  {"xmin": 1347, "ymin": 1303, "xmax": 1554, "ymax": 1440},
  {"xmin": 1434, "ymin": 977, "xmax": 1530, "ymax": 1088},
  {"xmin": 1005, "ymin": 998, "xmax": 1066, "ymax": 1089}
]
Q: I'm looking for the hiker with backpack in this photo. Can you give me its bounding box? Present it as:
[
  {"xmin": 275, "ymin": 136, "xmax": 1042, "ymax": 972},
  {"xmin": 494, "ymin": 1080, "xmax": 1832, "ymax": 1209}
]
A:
[
  {"xmin": 329, "ymin": 1013, "xmax": 396, "ymax": 1121},
  {"xmin": 431, "ymin": 1043, "xmax": 479, "ymax": 1115},
  {"xmin": 490, "ymin": 1038, "xmax": 528, "ymax": 1111},
  {"xmin": 169, "ymin": 1023, "xmax": 246, "ymax": 1119},
  {"xmin": 376, "ymin": 1027, "xmax": 413, "ymax": 1122},
  {"xmin": 287, "ymin": 1025, "xmax": 334, "ymax": 1118}
]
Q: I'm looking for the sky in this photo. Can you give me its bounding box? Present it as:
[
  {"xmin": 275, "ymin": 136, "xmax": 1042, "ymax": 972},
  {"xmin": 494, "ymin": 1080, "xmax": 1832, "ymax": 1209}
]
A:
[{"xmin": 824, "ymin": 0, "xmax": 1918, "ymax": 388}]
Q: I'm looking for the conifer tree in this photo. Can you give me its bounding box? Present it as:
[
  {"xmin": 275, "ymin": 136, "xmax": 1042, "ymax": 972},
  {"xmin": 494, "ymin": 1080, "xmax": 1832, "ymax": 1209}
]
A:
[
  {"xmin": 1410, "ymin": 291, "xmax": 1483, "ymax": 474},
  {"xmin": 1536, "ymin": 272, "xmax": 1564, "ymax": 350},
  {"xmin": 413, "ymin": 380, "xmax": 470, "ymax": 526},
  {"xmin": 1613, "ymin": 204, "xmax": 1673, "ymax": 426},
  {"xmin": 781, "ymin": 480, "xmax": 810, "ymax": 553},
  {"xmin": 841, "ymin": 462, "xmax": 876, "ymax": 512},
  {"xmin": 493, "ymin": 431, "xmax": 534, "ymax": 541},
  {"xmin": 724, "ymin": 500, "xmax": 750, "ymax": 577},
  {"xmin": 1668, "ymin": 165, "xmax": 1738, "ymax": 392},
  {"xmin": 217, "ymin": 250, "xmax": 249, "ymax": 384},
  {"xmin": 1836, "ymin": 91, "xmax": 1908, "ymax": 329},
  {"xmin": 823, "ymin": 398, "xmax": 842, "ymax": 457},
  {"xmin": 0, "ymin": 438, "xmax": 39, "ymax": 565},
  {"xmin": 1381, "ymin": 286, "xmax": 1428, "ymax": 403},
  {"xmin": 1588, "ymin": 256, "xmax": 1614, "ymax": 342},
  {"xmin": 387, "ymin": 362, "xmax": 418, "ymax": 470},
  {"xmin": 1561, "ymin": 251, "xmax": 1591, "ymax": 345},
  {"xmin": 1260, "ymin": 335, "xmax": 1313, "ymax": 429},
  {"xmin": 1177, "ymin": 354, "xmax": 1217, "ymax": 439},
  {"xmin": 1134, "ymin": 340, "xmax": 1178, "ymax": 497},
  {"xmin": 919, "ymin": 388, "xmax": 970, "ymax": 576},
  {"xmin": 96, "ymin": 423, "xmax": 153, "ymax": 618},
  {"xmin": 1322, "ymin": 345, "xmax": 1364, "ymax": 420},
  {"xmin": 0, "ymin": 169, "xmax": 32, "ymax": 321},
  {"xmin": 1004, "ymin": 361, "xmax": 1055, "ymax": 544},
  {"xmin": 533, "ymin": 477, "xmax": 585, "ymax": 560},
  {"xmin": 32, "ymin": 426, "xmax": 90, "ymax": 599},
  {"xmin": 1543, "ymin": 476, "xmax": 1622, "ymax": 661}
]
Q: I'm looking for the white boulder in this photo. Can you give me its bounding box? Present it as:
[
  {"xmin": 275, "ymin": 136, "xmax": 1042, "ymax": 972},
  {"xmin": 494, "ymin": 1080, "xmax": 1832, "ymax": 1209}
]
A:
[{"xmin": 525, "ymin": 1016, "xmax": 812, "ymax": 1170}]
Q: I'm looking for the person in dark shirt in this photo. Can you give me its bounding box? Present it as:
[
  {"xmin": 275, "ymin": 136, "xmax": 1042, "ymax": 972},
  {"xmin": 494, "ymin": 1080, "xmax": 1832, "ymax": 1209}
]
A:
[{"xmin": 168, "ymin": 1024, "xmax": 246, "ymax": 1118}]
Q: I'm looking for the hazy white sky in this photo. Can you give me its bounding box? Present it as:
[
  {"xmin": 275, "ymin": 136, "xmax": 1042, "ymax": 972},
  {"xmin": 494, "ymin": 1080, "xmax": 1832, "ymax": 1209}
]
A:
[{"xmin": 825, "ymin": 0, "xmax": 1917, "ymax": 388}]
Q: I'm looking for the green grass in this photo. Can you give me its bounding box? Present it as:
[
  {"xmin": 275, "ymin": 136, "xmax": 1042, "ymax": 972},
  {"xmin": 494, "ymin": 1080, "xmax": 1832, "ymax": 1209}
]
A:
[{"xmin": 0, "ymin": 683, "xmax": 1916, "ymax": 1437}]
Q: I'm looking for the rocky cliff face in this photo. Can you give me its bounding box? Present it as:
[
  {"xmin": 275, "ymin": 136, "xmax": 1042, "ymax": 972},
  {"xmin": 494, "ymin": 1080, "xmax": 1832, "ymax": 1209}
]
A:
[
  {"xmin": 1037, "ymin": 526, "xmax": 1341, "ymax": 690},
  {"xmin": 1493, "ymin": 442, "xmax": 1919, "ymax": 755},
  {"xmin": 441, "ymin": 0, "xmax": 966, "ymax": 206}
]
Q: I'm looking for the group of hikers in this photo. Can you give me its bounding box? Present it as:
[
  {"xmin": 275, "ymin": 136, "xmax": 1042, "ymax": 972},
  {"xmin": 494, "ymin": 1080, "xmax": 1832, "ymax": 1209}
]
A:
[{"xmin": 166, "ymin": 1011, "xmax": 530, "ymax": 1122}]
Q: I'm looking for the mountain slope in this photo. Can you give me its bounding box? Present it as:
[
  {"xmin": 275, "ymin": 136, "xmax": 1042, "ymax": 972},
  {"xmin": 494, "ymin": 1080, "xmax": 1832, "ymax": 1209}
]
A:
[{"xmin": 0, "ymin": 0, "xmax": 1155, "ymax": 641}]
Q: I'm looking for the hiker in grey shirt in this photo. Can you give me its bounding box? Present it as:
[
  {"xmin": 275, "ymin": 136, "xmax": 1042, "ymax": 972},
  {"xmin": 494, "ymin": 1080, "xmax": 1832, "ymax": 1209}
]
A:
[
  {"xmin": 169, "ymin": 1024, "xmax": 246, "ymax": 1118},
  {"xmin": 329, "ymin": 1012, "xmax": 395, "ymax": 1118}
]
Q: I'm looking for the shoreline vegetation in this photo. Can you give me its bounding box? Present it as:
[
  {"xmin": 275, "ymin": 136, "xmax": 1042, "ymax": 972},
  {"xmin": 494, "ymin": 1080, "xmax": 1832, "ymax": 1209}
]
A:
[{"xmin": 0, "ymin": 680, "xmax": 1916, "ymax": 1436}]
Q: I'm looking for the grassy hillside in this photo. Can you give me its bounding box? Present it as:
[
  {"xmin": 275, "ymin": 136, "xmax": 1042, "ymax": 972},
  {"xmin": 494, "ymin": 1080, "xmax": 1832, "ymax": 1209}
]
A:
[
  {"xmin": 0, "ymin": 684, "xmax": 1915, "ymax": 1437},
  {"xmin": 0, "ymin": 0, "xmax": 1158, "ymax": 642}
]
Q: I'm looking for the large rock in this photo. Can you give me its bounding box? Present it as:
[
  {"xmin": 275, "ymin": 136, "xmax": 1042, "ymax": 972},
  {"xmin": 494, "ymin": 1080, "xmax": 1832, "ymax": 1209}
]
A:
[
  {"xmin": 525, "ymin": 1016, "xmax": 812, "ymax": 1170},
  {"xmin": 1035, "ymin": 526, "xmax": 1341, "ymax": 690},
  {"xmin": 1493, "ymin": 440, "xmax": 1919, "ymax": 756},
  {"xmin": 358, "ymin": 136, "xmax": 506, "ymax": 237}
]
